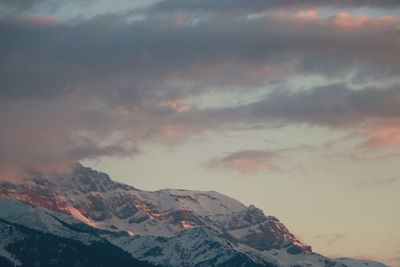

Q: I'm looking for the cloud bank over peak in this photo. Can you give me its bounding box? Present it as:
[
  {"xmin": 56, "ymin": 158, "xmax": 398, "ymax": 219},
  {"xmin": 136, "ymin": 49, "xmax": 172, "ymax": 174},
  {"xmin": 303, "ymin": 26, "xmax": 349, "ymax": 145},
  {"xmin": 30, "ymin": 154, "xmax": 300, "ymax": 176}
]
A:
[{"xmin": 0, "ymin": 0, "xmax": 399, "ymax": 173}]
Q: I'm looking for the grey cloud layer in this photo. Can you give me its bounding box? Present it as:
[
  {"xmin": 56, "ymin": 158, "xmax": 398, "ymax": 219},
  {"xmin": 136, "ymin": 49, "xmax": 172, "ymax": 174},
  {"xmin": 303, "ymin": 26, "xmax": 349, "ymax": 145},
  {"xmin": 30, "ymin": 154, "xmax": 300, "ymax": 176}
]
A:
[
  {"xmin": 1, "ymin": 12, "xmax": 398, "ymax": 100},
  {"xmin": 186, "ymin": 84, "xmax": 400, "ymax": 129},
  {"xmin": 146, "ymin": 0, "xmax": 400, "ymax": 13},
  {"xmin": 1, "ymin": 0, "xmax": 400, "ymax": 171},
  {"xmin": 3, "ymin": 0, "xmax": 400, "ymax": 14},
  {"xmin": 247, "ymin": 84, "xmax": 400, "ymax": 127}
]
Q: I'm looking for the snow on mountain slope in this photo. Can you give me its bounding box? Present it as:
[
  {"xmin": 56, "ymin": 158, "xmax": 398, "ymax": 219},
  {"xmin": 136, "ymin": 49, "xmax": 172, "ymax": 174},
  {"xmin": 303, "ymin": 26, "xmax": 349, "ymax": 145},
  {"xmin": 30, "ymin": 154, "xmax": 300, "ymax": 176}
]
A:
[
  {"xmin": 0, "ymin": 198, "xmax": 308, "ymax": 267},
  {"xmin": 153, "ymin": 188, "xmax": 247, "ymax": 216},
  {"xmin": 0, "ymin": 198, "xmax": 387, "ymax": 267},
  {"xmin": 0, "ymin": 198, "xmax": 102, "ymax": 245},
  {"xmin": 109, "ymin": 227, "xmax": 275, "ymax": 267},
  {"xmin": 0, "ymin": 199, "xmax": 268, "ymax": 267},
  {"xmin": 0, "ymin": 199, "xmax": 159, "ymax": 267},
  {"xmin": 0, "ymin": 165, "xmax": 390, "ymax": 267},
  {"xmin": 0, "ymin": 164, "xmax": 310, "ymax": 254},
  {"xmin": 107, "ymin": 226, "xmax": 350, "ymax": 267}
]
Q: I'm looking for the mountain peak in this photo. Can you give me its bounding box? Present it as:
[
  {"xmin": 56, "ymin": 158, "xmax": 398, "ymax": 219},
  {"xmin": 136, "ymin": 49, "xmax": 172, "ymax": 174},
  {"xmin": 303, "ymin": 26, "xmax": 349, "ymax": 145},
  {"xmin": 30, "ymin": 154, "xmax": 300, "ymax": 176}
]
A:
[{"xmin": 0, "ymin": 165, "xmax": 311, "ymax": 255}]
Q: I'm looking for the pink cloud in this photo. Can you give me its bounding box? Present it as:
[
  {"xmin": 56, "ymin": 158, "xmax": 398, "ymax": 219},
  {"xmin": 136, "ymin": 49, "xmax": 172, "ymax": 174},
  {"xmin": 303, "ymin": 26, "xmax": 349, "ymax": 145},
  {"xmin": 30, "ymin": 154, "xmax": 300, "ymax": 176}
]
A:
[
  {"xmin": 268, "ymin": 10, "xmax": 397, "ymax": 30},
  {"xmin": 343, "ymin": 121, "xmax": 400, "ymax": 150},
  {"xmin": 223, "ymin": 158, "xmax": 276, "ymax": 173},
  {"xmin": 159, "ymin": 99, "xmax": 190, "ymax": 112},
  {"xmin": 362, "ymin": 125, "xmax": 400, "ymax": 148},
  {"xmin": 269, "ymin": 9, "xmax": 319, "ymax": 22},
  {"xmin": 209, "ymin": 149, "xmax": 284, "ymax": 173},
  {"xmin": 329, "ymin": 12, "xmax": 396, "ymax": 29}
]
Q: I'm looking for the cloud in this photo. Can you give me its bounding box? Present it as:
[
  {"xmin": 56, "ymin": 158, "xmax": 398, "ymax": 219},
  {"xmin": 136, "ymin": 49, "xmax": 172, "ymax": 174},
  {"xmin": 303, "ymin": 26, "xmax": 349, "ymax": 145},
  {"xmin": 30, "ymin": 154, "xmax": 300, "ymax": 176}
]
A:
[
  {"xmin": 18, "ymin": 14, "xmax": 60, "ymax": 26},
  {"xmin": 0, "ymin": 11, "xmax": 398, "ymax": 101},
  {"xmin": 0, "ymin": 1, "xmax": 399, "ymax": 174},
  {"xmin": 329, "ymin": 12, "xmax": 397, "ymax": 28},
  {"xmin": 4, "ymin": 0, "xmax": 400, "ymax": 15},
  {"xmin": 208, "ymin": 149, "xmax": 285, "ymax": 173},
  {"xmin": 0, "ymin": 0, "xmax": 42, "ymax": 10},
  {"xmin": 360, "ymin": 125, "xmax": 400, "ymax": 148},
  {"xmin": 0, "ymin": 121, "xmax": 140, "ymax": 177},
  {"xmin": 194, "ymin": 84, "xmax": 400, "ymax": 129},
  {"xmin": 145, "ymin": 0, "xmax": 400, "ymax": 14},
  {"xmin": 255, "ymin": 85, "xmax": 400, "ymax": 126},
  {"xmin": 65, "ymin": 137, "xmax": 140, "ymax": 160}
]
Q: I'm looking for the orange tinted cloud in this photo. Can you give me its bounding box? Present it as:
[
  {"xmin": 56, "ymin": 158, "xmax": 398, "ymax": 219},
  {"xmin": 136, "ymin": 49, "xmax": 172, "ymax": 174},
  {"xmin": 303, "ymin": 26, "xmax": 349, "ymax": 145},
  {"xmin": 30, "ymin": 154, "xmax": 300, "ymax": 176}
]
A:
[
  {"xmin": 330, "ymin": 12, "xmax": 396, "ymax": 29},
  {"xmin": 268, "ymin": 10, "xmax": 397, "ymax": 29},
  {"xmin": 269, "ymin": 9, "xmax": 319, "ymax": 22},
  {"xmin": 160, "ymin": 99, "xmax": 190, "ymax": 112},
  {"xmin": 363, "ymin": 126, "xmax": 400, "ymax": 148},
  {"xmin": 209, "ymin": 149, "xmax": 284, "ymax": 173},
  {"xmin": 295, "ymin": 10, "xmax": 318, "ymax": 20}
]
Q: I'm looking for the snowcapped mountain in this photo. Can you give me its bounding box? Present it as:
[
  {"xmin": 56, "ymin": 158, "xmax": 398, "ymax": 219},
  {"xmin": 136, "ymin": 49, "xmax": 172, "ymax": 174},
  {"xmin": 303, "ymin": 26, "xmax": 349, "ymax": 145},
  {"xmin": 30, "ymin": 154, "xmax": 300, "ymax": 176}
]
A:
[
  {"xmin": 0, "ymin": 164, "xmax": 309, "ymax": 252},
  {"xmin": 0, "ymin": 164, "xmax": 389, "ymax": 267},
  {"xmin": 0, "ymin": 198, "xmax": 157, "ymax": 267}
]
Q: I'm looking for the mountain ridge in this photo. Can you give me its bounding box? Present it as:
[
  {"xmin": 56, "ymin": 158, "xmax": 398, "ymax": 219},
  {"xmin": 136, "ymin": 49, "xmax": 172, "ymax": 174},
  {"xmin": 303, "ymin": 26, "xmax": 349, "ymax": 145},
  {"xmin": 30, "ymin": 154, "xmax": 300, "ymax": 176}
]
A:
[
  {"xmin": 0, "ymin": 164, "xmax": 389, "ymax": 267},
  {"xmin": 0, "ymin": 164, "xmax": 309, "ymax": 253}
]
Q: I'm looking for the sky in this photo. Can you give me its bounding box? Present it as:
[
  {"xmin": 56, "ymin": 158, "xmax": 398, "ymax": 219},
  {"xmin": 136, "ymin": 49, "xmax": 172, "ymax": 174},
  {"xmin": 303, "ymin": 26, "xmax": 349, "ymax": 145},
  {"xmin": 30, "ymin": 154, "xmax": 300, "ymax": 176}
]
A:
[{"xmin": 0, "ymin": 0, "xmax": 400, "ymax": 265}]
